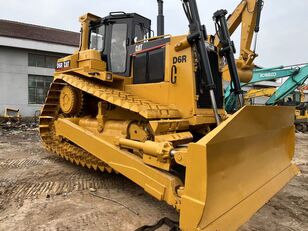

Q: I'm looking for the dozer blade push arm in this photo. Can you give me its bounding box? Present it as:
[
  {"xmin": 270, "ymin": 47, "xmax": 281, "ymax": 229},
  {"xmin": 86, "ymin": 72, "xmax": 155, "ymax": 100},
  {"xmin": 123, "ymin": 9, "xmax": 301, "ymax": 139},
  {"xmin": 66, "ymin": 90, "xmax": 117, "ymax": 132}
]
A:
[{"xmin": 54, "ymin": 118, "xmax": 182, "ymax": 205}]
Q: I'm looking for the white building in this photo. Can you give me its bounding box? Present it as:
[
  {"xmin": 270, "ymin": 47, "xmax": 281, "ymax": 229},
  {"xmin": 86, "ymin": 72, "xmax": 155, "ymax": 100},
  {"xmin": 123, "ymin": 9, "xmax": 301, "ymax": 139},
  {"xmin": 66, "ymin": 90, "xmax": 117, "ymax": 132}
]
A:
[{"xmin": 0, "ymin": 19, "xmax": 79, "ymax": 117}]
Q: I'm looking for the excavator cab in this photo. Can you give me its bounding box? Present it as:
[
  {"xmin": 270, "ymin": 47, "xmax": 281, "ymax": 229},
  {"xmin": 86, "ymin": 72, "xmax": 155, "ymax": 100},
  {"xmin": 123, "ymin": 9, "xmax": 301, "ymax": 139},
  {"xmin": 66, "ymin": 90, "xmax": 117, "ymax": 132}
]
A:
[{"xmin": 89, "ymin": 12, "xmax": 151, "ymax": 76}]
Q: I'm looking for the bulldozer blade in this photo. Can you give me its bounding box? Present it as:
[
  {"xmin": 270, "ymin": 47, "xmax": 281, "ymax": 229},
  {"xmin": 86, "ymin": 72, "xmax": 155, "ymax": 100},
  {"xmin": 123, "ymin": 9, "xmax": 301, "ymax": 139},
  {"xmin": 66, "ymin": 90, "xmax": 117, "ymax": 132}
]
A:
[{"xmin": 180, "ymin": 105, "xmax": 299, "ymax": 231}]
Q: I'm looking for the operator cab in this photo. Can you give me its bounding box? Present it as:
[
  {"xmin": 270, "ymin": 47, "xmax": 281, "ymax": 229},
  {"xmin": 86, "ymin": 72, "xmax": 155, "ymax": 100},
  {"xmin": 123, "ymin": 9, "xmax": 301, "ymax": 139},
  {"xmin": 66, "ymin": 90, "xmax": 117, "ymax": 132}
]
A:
[{"xmin": 89, "ymin": 12, "xmax": 151, "ymax": 76}]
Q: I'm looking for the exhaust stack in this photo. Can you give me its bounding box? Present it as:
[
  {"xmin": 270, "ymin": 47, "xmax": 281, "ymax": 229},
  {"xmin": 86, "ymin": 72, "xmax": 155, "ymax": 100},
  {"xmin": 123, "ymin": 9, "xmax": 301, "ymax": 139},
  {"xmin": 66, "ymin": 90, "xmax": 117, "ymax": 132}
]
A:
[{"xmin": 157, "ymin": 0, "xmax": 164, "ymax": 36}]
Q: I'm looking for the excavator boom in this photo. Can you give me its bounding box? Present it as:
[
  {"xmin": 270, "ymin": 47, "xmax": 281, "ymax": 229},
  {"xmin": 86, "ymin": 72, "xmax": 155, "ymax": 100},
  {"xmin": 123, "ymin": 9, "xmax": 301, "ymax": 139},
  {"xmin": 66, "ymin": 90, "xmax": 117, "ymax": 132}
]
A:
[{"xmin": 267, "ymin": 65, "xmax": 308, "ymax": 104}]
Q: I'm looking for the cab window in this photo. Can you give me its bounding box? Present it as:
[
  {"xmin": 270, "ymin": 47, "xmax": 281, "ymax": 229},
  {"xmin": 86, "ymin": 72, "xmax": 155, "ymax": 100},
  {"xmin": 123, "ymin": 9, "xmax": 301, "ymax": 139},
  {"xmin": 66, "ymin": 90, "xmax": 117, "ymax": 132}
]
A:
[
  {"xmin": 134, "ymin": 24, "xmax": 150, "ymax": 43},
  {"xmin": 90, "ymin": 25, "xmax": 105, "ymax": 51},
  {"xmin": 134, "ymin": 24, "xmax": 144, "ymax": 43},
  {"xmin": 110, "ymin": 23, "xmax": 127, "ymax": 73}
]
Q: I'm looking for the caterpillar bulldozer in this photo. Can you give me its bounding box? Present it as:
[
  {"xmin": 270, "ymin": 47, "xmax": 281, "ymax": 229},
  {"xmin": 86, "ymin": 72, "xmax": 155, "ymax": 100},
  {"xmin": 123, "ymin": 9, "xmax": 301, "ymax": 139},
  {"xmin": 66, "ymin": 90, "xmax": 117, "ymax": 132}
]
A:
[{"xmin": 39, "ymin": 0, "xmax": 299, "ymax": 230}]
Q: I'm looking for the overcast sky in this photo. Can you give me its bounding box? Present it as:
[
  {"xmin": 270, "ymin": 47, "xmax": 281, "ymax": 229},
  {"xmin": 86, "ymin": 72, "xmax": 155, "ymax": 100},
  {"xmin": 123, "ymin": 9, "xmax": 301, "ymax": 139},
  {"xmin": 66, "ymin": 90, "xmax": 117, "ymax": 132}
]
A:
[{"xmin": 1, "ymin": 0, "xmax": 308, "ymax": 67}]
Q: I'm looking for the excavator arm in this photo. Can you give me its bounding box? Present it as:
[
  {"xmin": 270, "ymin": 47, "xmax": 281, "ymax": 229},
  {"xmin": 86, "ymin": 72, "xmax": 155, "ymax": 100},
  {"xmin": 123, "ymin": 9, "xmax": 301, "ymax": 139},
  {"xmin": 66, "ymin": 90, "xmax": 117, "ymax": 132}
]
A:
[
  {"xmin": 266, "ymin": 65, "xmax": 308, "ymax": 104},
  {"xmin": 213, "ymin": 0, "xmax": 263, "ymax": 82},
  {"xmin": 225, "ymin": 65, "xmax": 308, "ymax": 112}
]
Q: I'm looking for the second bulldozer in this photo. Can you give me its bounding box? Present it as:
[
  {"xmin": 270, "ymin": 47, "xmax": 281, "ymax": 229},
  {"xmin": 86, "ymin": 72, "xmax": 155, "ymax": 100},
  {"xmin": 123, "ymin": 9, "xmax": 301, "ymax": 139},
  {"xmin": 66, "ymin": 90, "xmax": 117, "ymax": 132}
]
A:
[{"xmin": 39, "ymin": 0, "xmax": 299, "ymax": 230}]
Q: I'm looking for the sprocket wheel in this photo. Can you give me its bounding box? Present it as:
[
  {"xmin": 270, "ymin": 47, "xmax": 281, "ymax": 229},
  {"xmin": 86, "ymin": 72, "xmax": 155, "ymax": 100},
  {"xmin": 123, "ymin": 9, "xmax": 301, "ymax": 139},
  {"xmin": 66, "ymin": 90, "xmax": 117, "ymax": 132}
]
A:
[{"xmin": 59, "ymin": 85, "xmax": 83, "ymax": 116}]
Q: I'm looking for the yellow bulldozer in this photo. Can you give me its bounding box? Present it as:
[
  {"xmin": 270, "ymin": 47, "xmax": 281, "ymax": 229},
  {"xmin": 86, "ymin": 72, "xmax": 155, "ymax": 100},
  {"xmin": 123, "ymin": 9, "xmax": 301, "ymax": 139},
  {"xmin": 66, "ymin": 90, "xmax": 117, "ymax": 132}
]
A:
[{"xmin": 39, "ymin": 0, "xmax": 299, "ymax": 230}]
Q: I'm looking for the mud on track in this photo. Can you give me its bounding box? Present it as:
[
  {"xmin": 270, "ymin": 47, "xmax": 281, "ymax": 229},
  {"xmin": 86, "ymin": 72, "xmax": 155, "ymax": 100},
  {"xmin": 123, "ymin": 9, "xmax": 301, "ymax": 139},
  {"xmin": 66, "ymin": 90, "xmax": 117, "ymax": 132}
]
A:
[{"xmin": 0, "ymin": 129, "xmax": 307, "ymax": 231}]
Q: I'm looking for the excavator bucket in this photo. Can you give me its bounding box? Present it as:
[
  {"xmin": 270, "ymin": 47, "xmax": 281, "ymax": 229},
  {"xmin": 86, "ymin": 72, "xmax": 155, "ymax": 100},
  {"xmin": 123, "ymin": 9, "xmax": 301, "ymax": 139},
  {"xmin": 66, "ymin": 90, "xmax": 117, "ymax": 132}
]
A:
[{"xmin": 180, "ymin": 105, "xmax": 299, "ymax": 231}]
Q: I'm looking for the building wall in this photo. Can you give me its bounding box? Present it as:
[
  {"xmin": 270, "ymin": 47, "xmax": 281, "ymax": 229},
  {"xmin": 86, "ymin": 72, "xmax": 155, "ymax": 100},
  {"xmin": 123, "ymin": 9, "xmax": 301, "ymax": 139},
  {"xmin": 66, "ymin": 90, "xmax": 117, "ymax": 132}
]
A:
[
  {"xmin": 0, "ymin": 36, "xmax": 77, "ymax": 55},
  {"xmin": 0, "ymin": 46, "xmax": 67, "ymax": 117}
]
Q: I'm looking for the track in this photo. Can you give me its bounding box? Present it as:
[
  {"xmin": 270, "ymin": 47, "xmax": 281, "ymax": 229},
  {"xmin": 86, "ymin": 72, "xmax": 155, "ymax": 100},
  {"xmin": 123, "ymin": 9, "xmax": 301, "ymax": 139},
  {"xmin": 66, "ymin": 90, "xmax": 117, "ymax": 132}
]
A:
[
  {"xmin": 6, "ymin": 176, "xmax": 111, "ymax": 200},
  {"xmin": 36, "ymin": 211, "xmax": 106, "ymax": 231},
  {"xmin": 39, "ymin": 74, "xmax": 182, "ymax": 174},
  {"xmin": 0, "ymin": 157, "xmax": 59, "ymax": 169},
  {"xmin": 39, "ymin": 78, "xmax": 111, "ymax": 173}
]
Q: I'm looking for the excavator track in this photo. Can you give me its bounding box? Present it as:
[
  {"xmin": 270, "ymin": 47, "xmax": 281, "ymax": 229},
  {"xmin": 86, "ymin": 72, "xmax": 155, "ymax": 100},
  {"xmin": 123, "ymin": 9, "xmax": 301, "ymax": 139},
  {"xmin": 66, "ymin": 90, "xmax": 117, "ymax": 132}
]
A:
[{"xmin": 39, "ymin": 74, "xmax": 182, "ymax": 173}]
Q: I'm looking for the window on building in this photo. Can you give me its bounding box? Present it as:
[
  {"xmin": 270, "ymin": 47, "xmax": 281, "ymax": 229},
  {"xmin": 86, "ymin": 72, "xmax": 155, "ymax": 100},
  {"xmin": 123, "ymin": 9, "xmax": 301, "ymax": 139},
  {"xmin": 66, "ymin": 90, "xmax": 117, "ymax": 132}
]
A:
[
  {"xmin": 28, "ymin": 75, "xmax": 53, "ymax": 104},
  {"xmin": 28, "ymin": 54, "xmax": 61, "ymax": 68}
]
